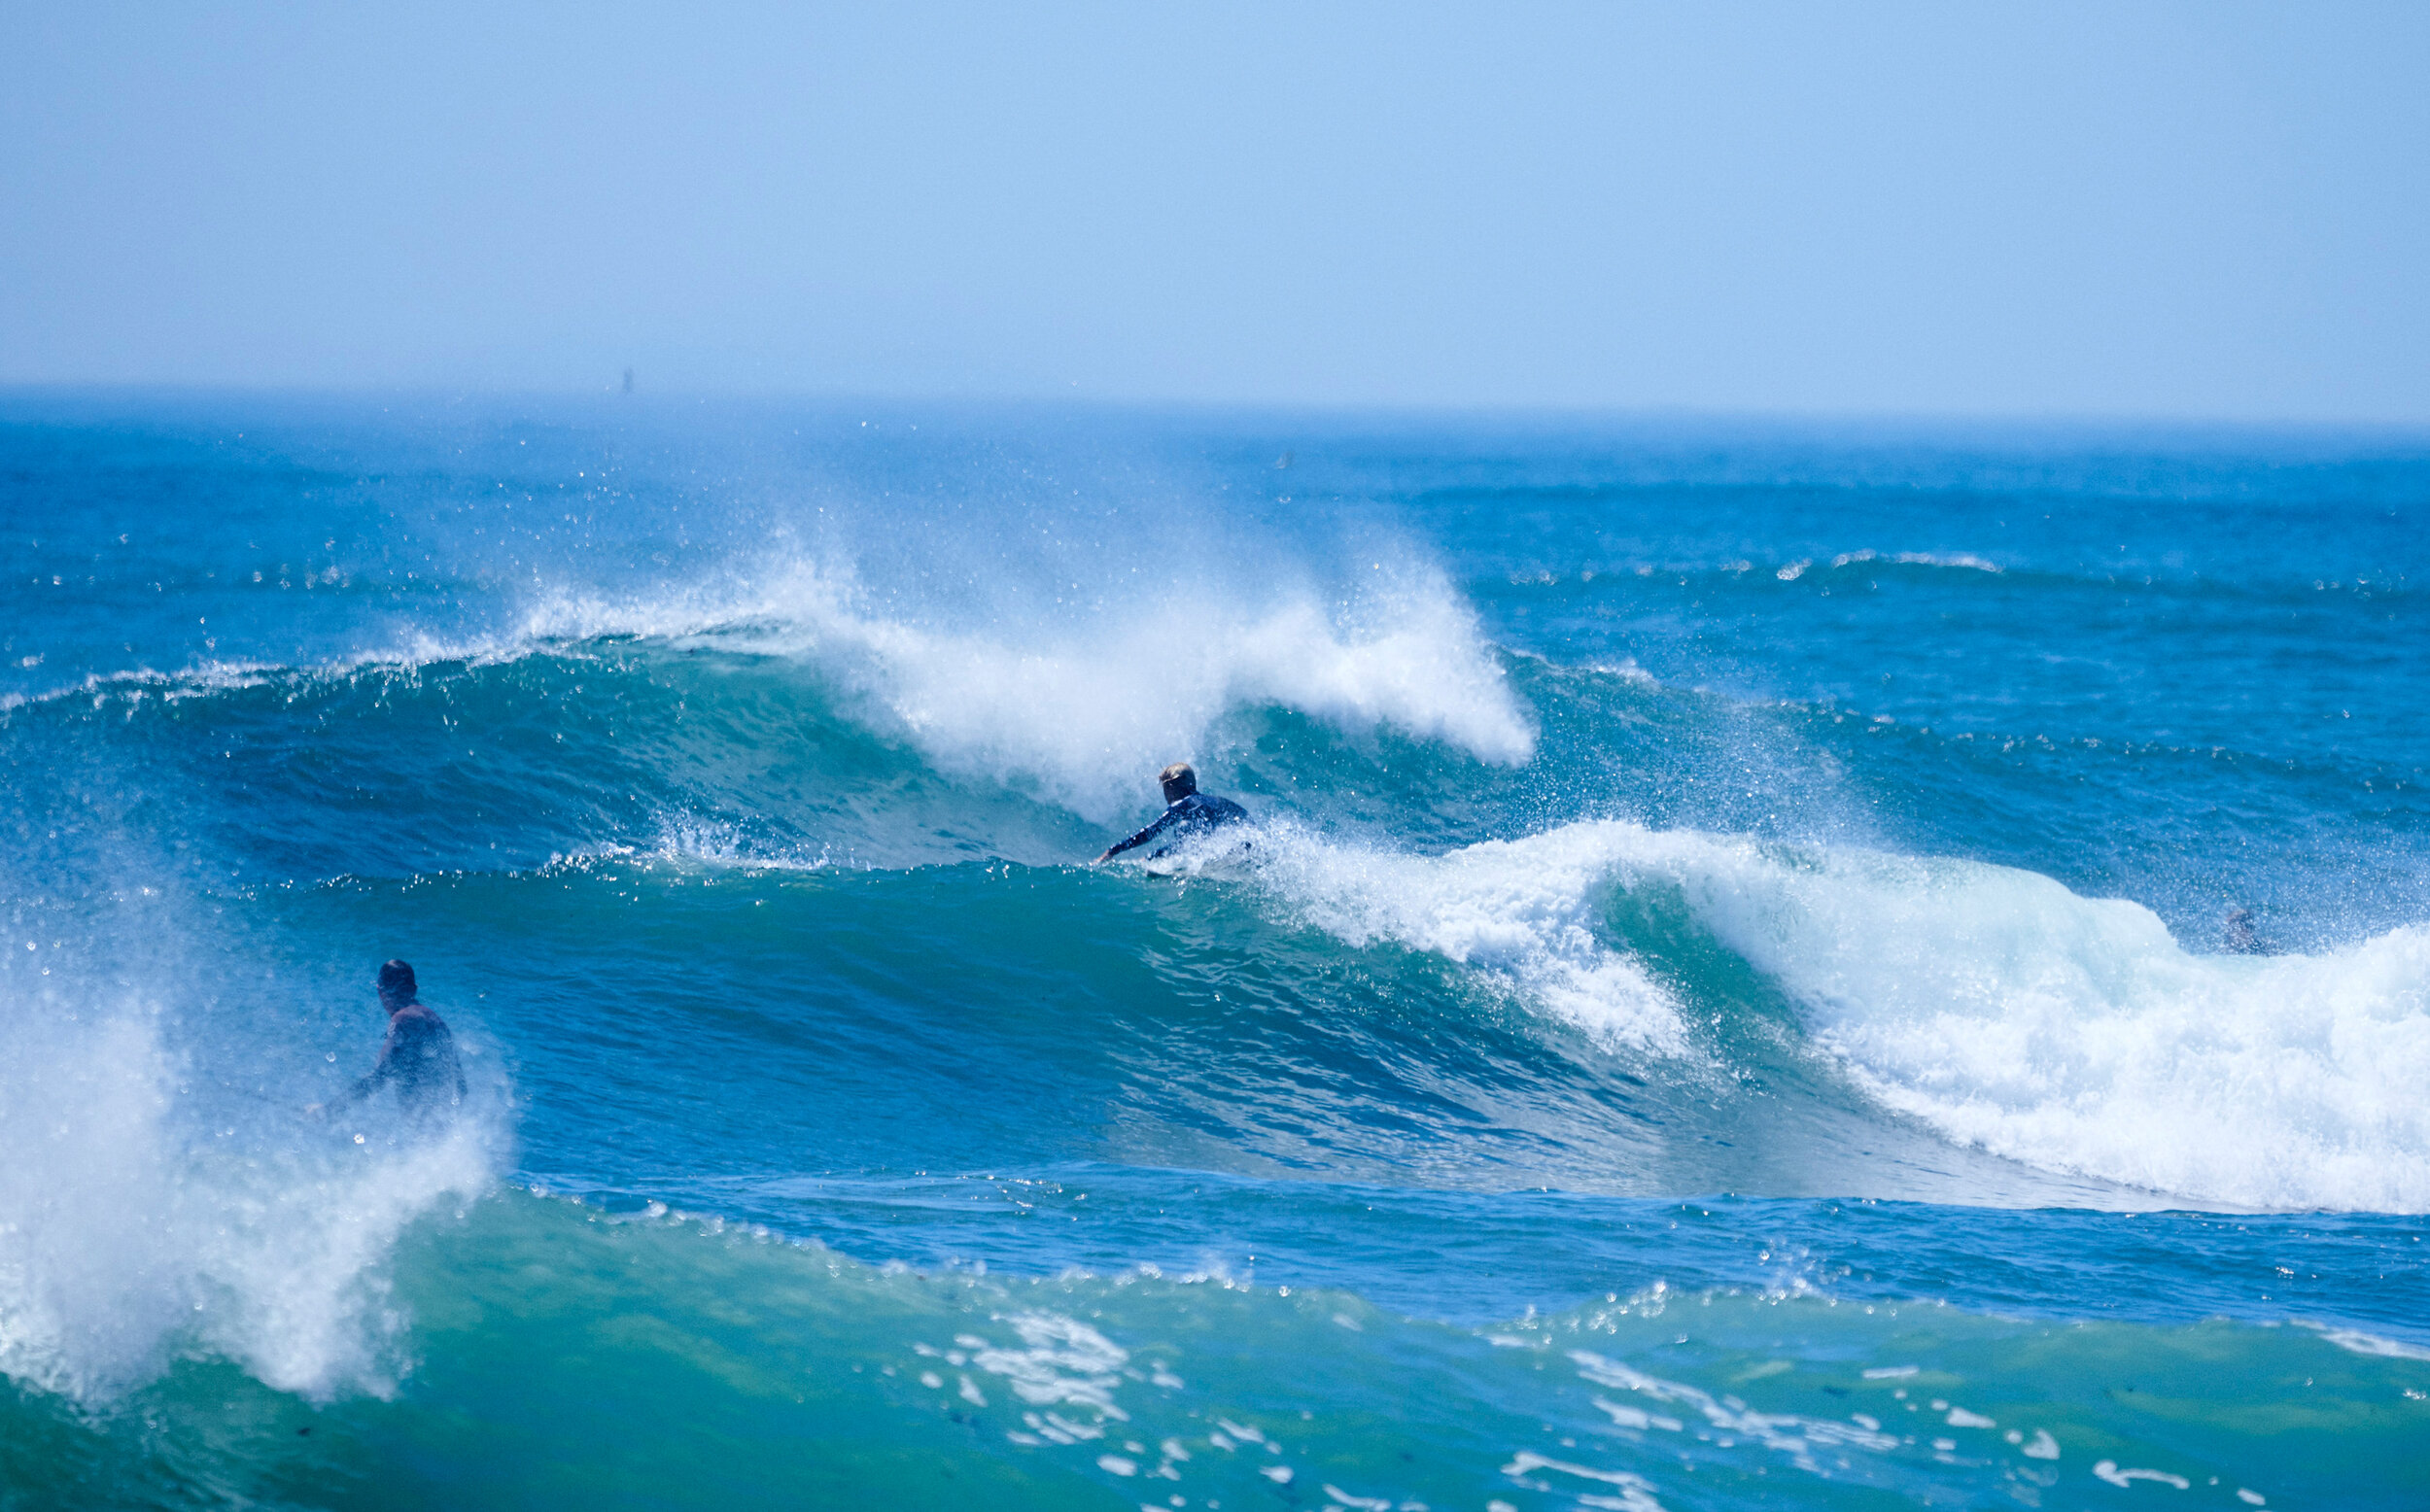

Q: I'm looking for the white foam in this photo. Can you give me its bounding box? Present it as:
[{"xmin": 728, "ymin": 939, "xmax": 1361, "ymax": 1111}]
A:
[
  {"xmin": 2296, "ymin": 1323, "xmax": 2430, "ymax": 1361},
  {"xmin": 1245, "ymin": 817, "xmax": 2430, "ymax": 1208},
  {"xmin": 17, "ymin": 542, "xmax": 1534, "ymax": 828},
  {"xmin": 0, "ymin": 979, "xmax": 503, "ymax": 1403},
  {"xmin": 1507, "ymin": 821, "xmax": 2430, "ymax": 1211},
  {"xmin": 0, "ymin": 635, "xmax": 541, "ymax": 717},
  {"xmin": 1827, "ymin": 550, "xmax": 2004, "ymax": 573},
  {"xmin": 1243, "ymin": 825, "xmax": 1689, "ymax": 1056},
  {"xmin": 520, "ymin": 554, "xmax": 1535, "ymax": 821},
  {"xmin": 0, "ymin": 1011, "xmax": 189, "ymax": 1399},
  {"xmin": 645, "ymin": 817, "xmax": 834, "ymax": 872}
]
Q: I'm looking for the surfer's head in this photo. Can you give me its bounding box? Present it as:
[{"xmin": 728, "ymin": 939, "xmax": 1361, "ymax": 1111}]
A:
[
  {"xmin": 377, "ymin": 958, "xmax": 418, "ymax": 1013},
  {"xmin": 1159, "ymin": 763, "xmax": 1198, "ymax": 804}
]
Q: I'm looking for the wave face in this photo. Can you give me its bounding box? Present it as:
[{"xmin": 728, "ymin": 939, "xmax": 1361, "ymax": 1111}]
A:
[{"xmin": 2, "ymin": 395, "xmax": 2427, "ymax": 1508}]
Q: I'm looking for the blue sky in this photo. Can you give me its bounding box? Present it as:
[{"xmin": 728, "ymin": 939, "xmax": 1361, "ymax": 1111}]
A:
[{"xmin": 3, "ymin": 2, "xmax": 2425, "ymax": 421}]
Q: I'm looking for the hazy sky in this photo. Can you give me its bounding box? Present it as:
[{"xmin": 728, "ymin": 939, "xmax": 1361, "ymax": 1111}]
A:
[{"xmin": 4, "ymin": 3, "xmax": 2425, "ymax": 421}]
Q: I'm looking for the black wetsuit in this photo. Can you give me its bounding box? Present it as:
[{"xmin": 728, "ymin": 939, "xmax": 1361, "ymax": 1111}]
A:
[
  {"xmin": 1103, "ymin": 792, "xmax": 1251, "ymax": 860},
  {"xmin": 353, "ymin": 1005, "xmax": 467, "ymax": 1117}
]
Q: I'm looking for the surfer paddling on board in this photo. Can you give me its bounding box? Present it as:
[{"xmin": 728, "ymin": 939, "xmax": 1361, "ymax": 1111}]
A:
[
  {"xmin": 339, "ymin": 959, "xmax": 466, "ymax": 1121},
  {"xmin": 1095, "ymin": 763, "xmax": 1250, "ymax": 863}
]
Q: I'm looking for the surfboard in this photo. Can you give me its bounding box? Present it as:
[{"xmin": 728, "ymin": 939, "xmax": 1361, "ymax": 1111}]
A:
[{"xmin": 1137, "ymin": 837, "xmax": 1259, "ymax": 879}]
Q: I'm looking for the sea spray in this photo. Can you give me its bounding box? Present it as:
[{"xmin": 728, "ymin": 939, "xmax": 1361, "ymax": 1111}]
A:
[
  {"xmin": 518, "ymin": 551, "xmax": 1535, "ymax": 819},
  {"xmin": 1226, "ymin": 821, "xmax": 1691, "ymax": 1055},
  {"xmin": 5, "ymin": 395, "xmax": 2427, "ymax": 1508},
  {"xmin": 0, "ymin": 931, "xmax": 507, "ymax": 1403},
  {"xmin": 1578, "ymin": 822, "xmax": 2430, "ymax": 1210},
  {"xmin": 1195, "ymin": 817, "xmax": 2430, "ymax": 1209}
]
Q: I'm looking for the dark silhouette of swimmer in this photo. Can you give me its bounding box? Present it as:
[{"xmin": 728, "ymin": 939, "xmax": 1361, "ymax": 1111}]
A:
[
  {"xmin": 2221, "ymin": 907, "xmax": 2263, "ymax": 955},
  {"xmin": 348, "ymin": 959, "xmax": 466, "ymax": 1117},
  {"xmin": 1096, "ymin": 763, "xmax": 1250, "ymax": 862}
]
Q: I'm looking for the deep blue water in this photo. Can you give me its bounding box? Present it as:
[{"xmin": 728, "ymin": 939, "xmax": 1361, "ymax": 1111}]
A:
[{"xmin": 1, "ymin": 392, "xmax": 2425, "ymax": 1509}]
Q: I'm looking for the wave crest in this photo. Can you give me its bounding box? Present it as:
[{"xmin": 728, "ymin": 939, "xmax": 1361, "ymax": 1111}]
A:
[
  {"xmin": 1599, "ymin": 825, "xmax": 2430, "ymax": 1211},
  {"xmin": 1232, "ymin": 819, "xmax": 2430, "ymax": 1210},
  {"xmin": 0, "ymin": 966, "xmax": 506, "ymax": 1403},
  {"xmin": 523, "ymin": 556, "xmax": 1536, "ymax": 820}
]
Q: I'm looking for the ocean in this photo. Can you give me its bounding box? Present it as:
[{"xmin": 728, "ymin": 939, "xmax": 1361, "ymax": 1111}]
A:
[{"xmin": 0, "ymin": 392, "xmax": 2423, "ymax": 1509}]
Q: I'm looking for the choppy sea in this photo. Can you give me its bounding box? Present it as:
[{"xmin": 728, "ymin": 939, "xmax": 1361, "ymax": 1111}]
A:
[{"xmin": 2, "ymin": 393, "xmax": 2425, "ymax": 1509}]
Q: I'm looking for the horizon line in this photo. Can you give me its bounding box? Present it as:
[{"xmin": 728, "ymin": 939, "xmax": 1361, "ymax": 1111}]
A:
[{"xmin": 2, "ymin": 378, "xmax": 2428, "ymax": 444}]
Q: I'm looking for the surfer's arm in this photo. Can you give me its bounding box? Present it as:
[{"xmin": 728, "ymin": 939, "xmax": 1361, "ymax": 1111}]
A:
[
  {"xmin": 343, "ymin": 1029, "xmax": 402, "ymax": 1102},
  {"xmin": 1096, "ymin": 808, "xmax": 1178, "ymax": 862}
]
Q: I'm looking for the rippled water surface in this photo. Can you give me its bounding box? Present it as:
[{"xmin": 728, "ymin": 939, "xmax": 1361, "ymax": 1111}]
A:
[{"xmin": 2, "ymin": 395, "xmax": 2425, "ymax": 1508}]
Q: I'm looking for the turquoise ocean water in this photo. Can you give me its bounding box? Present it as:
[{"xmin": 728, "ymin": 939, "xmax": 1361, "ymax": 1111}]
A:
[{"xmin": 1, "ymin": 394, "xmax": 2425, "ymax": 1508}]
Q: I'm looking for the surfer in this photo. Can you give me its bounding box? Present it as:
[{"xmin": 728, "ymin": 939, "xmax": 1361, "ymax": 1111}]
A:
[
  {"xmin": 1095, "ymin": 763, "xmax": 1250, "ymax": 862},
  {"xmin": 345, "ymin": 959, "xmax": 467, "ymax": 1119},
  {"xmin": 2221, "ymin": 906, "xmax": 2263, "ymax": 954}
]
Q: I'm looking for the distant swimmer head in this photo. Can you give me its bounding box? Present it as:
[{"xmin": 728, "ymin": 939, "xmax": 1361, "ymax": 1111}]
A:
[
  {"xmin": 377, "ymin": 958, "xmax": 419, "ymax": 1012},
  {"xmin": 1159, "ymin": 762, "xmax": 1198, "ymax": 804}
]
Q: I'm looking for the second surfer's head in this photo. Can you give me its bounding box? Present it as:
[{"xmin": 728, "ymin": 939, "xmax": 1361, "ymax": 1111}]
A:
[
  {"xmin": 377, "ymin": 958, "xmax": 419, "ymax": 1014},
  {"xmin": 1159, "ymin": 763, "xmax": 1198, "ymax": 805}
]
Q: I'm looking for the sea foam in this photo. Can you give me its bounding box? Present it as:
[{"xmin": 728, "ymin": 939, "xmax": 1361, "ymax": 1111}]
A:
[
  {"xmin": 0, "ymin": 962, "xmax": 503, "ymax": 1403},
  {"xmin": 1545, "ymin": 822, "xmax": 2427, "ymax": 1212},
  {"xmin": 1234, "ymin": 825, "xmax": 1691, "ymax": 1057},
  {"xmin": 521, "ymin": 553, "xmax": 1535, "ymax": 820},
  {"xmin": 1238, "ymin": 819, "xmax": 2430, "ymax": 1210}
]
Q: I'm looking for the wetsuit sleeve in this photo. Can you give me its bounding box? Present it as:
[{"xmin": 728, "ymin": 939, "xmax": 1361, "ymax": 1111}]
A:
[
  {"xmin": 347, "ymin": 1029, "xmax": 401, "ymax": 1101},
  {"xmin": 1103, "ymin": 808, "xmax": 1180, "ymax": 858},
  {"xmin": 348, "ymin": 1016, "xmax": 464, "ymax": 1106}
]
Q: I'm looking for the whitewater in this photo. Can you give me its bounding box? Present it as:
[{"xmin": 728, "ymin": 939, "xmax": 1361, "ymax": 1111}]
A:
[{"xmin": 0, "ymin": 394, "xmax": 2424, "ymax": 1509}]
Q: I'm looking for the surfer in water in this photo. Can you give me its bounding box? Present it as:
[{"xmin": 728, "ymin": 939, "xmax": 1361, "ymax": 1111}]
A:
[
  {"xmin": 344, "ymin": 959, "xmax": 466, "ymax": 1120},
  {"xmin": 1095, "ymin": 763, "xmax": 1250, "ymax": 862},
  {"xmin": 2221, "ymin": 906, "xmax": 2265, "ymax": 954}
]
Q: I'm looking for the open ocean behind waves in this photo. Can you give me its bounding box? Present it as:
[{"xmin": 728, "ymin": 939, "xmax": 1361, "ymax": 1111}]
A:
[{"xmin": 2, "ymin": 393, "xmax": 2425, "ymax": 1509}]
